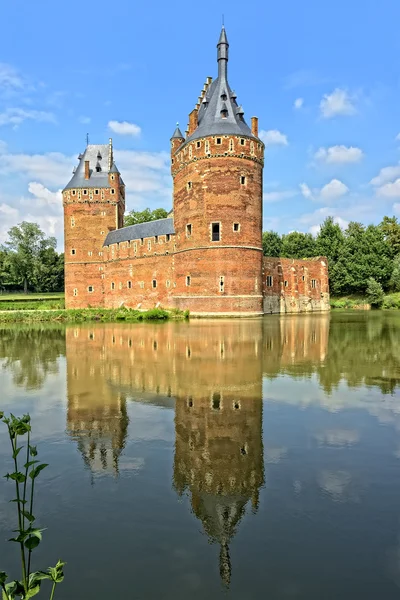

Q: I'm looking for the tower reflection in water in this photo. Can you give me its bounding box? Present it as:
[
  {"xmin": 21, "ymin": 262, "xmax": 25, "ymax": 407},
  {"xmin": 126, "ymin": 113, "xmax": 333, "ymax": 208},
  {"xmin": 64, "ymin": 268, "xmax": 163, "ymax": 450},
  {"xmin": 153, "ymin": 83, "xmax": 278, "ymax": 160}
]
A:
[{"xmin": 65, "ymin": 316, "xmax": 329, "ymax": 582}]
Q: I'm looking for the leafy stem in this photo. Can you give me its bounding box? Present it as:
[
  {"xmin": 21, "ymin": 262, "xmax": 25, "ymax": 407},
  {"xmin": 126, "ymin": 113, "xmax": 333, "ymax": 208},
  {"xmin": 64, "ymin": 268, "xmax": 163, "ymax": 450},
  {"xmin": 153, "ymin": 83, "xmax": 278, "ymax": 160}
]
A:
[
  {"xmin": 49, "ymin": 581, "xmax": 56, "ymax": 600},
  {"xmin": 9, "ymin": 432, "xmax": 28, "ymax": 593}
]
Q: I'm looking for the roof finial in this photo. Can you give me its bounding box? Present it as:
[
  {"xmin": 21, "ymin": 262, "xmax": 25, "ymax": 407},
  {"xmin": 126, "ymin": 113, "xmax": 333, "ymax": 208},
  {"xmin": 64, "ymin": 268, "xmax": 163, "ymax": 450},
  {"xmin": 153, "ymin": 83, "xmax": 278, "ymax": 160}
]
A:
[
  {"xmin": 217, "ymin": 25, "xmax": 229, "ymax": 79},
  {"xmin": 222, "ymin": 14, "xmax": 224, "ymax": 26},
  {"xmin": 86, "ymin": 133, "xmax": 89, "ymax": 146}
]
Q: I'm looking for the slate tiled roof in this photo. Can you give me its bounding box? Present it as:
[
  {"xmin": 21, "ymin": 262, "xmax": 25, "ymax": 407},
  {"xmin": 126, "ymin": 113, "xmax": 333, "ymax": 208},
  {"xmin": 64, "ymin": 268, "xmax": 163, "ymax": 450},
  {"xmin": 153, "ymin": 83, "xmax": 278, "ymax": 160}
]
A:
[
  {"xmin": 103, "ymin": 218, "xmax": 175, "ymax": 247},
  {"xmin": 184, "ymin": 27, "xmax": 257, "ymax": 144},
  {"xmin": 64, "ymin": 144, "xmax": 123, "ymax": 189}
]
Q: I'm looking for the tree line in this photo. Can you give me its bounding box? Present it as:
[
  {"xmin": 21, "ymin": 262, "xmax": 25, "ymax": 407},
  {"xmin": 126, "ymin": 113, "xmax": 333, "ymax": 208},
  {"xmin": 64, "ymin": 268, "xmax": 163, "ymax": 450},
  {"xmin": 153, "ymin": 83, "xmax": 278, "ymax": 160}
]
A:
[
  {"xmin": 263, "ymin": 216, "xmax": 400, "ymax": 298},
  {"xmin": 0, "ymin": 222, "xmax": 64, "ymax": 294}
]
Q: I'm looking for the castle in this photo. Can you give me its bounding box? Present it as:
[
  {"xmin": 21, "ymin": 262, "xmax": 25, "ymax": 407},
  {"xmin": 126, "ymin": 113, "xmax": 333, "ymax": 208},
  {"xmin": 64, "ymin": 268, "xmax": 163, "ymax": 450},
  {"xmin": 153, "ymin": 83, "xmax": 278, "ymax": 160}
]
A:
[{"xmin": 63, "ymin": 27, "xmax": 330, "ymax": 315}]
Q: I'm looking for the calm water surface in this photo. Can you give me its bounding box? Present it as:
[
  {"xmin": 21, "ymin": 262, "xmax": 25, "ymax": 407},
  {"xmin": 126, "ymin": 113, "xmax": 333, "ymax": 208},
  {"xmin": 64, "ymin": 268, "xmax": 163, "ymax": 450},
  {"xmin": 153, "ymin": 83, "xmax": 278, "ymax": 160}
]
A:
[{"xmin": 1, "ymin": 312, "xmax": 400, "ymax": 599}]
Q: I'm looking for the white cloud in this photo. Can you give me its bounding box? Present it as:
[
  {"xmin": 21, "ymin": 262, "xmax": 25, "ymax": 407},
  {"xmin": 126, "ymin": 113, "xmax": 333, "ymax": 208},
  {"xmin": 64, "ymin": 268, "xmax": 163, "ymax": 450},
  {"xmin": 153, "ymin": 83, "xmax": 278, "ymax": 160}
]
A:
[
  {"xmin": 370, "ymin": 164, "xmax": 400, "ymax": 186},
  {"xmin": 27, "ymin": 182, "xmax": 62, "ymax": 207},
  {"xmin": 0, "ymin": 63, "xmax": 24, "ymax": 90},
  {"xmin": 114, "ymin": 150, "xmax": 171, "ymax": 202},
  {"xmin": 300, "ymin": 179, "xmax": 348, "ymax": 202},
  {"xmin": 376, "ymin": 179, "xmax": 400, "ymax": 199},
  {"xmin": 0, "ymin": 108, "xmax": 55, "ymax": 128},
  {"xmin": 294, "ymin": 97, "xmax": 304, "ymax": 110},
  {"xmin": 314, "ymin": 145, "xmax": 364, "ymax": 164},
  {"xmin": 259, "ymin": 129, "xmax": 288, "ymax": 147},
  {"xmin": 299, "ymin": 183, "xmax": 313, "ymax": 200},
  {"xmin": 320, "ymin": 88, "xmax": 357, "ymax": 118},
  {"xmin": 263, "ymin": 190, "xmax": 296, "ymax": 203},
  {"xmin": 108, "ymin": 120, "xmax": 141, "ymax": 136},
  {"xmin": 320, "ymin": 179, "xmax": 349, "ymax": 201},
  {"xmin": 79, "ymin": 116, "xmax": 91, "ymax": 124},
  {"xmin": 0, "ymin": 150, "xmax": 74, "ymax": 186}
]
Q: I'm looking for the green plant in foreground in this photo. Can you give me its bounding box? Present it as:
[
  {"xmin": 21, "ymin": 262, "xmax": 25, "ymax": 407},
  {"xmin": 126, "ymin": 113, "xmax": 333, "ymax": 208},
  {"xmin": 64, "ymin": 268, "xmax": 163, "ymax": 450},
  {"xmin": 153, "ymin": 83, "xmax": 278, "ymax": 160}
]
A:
[{"xmin": 0, "ymin": 413, "xmax": 65, "ymax": 599}]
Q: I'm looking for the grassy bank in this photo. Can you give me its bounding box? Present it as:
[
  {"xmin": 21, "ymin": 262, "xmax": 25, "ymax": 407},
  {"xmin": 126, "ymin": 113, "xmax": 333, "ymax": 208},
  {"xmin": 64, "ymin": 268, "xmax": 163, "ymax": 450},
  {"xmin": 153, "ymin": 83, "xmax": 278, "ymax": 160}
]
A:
[
  {"xmin": 0, "ymin": 293, "xmax": 65, "ymax": 311},
  {"xmin": 331, "ymin": 292, "xmax": 400, "ymax": 309},
  {"xmin": 0, "ymin": 307, "xmax": 189, "ymax": 324}
]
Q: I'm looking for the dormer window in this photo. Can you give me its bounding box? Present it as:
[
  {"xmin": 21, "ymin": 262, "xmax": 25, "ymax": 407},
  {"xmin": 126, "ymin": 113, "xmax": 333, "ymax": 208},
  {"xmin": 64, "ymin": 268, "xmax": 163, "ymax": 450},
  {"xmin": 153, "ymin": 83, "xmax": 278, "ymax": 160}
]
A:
[
  {"xmin": 221, "ymin": 93, "xmax": 227, "ymax": 101},
  {"xmin": 96, "ymin": 166, "xmax": 101, "ymax": 172},
  {"xmin": 221, "ymin": 108, "xmax": 228, "ymax": 119}
]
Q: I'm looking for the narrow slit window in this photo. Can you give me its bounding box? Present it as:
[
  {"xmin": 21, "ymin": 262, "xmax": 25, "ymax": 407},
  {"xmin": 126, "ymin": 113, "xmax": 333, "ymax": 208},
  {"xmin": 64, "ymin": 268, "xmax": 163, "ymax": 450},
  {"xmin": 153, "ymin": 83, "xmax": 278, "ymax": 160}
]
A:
[
  {"xmin": 186, "ymin": 275, "xmax": 191, "ymax": 286},
  {"xmin": 71, "ymin": 248, "xmax": 76, "ymax": 255},
  {"xmin": 70, "ymin": 217, "xmax": 75, "ymax": 227},
  {"xmin": 311, "ymin": 279, "xmax": 317, "ymax": 288},
  {"xmin": 219, "ymin": 276, "xmax": 225, "ymax": 293},
  {"xmin": 166, "ymin": 234, "xmax": 170, "ymax": 242},
  {"xmin": 111, "ymin": 282, "xmax": 115, "ymax": 290},
  {"xmin": 233, "ymin": 223, "xmax": 240, "ymax": 232},
  {"xmin": 187, "ymin": 181, "xmax": 192, "ymax": 190},
  {"xmin": 186, "ymin": 223, "xmax": 192, "ymax": 237},
  {"xmin": 229, "ymin": 139, "xmax": 234, "ymax": 152},
  {"xmin": 127, "ymin": 281, "xmax": 132, "ymax": 289},
  {"xmin": 266, "ymin": 275, "xmax": 273, "ymax": 287},
  {"xmin": 212, "ymin": 222, "xmax": 220, "ymax": 242},
  {"xmin": 240, "ymin": 176, "xmax": 246, "ymax": 185},
  {"xmin": 152, "ymin": 279, "xmax": 157, "ymax": 288},
  {"xmin": 88, "ymin": 286, "xmax": 94, "ymax": 293},
  {"xmin": 284, "ymin": 280, "xmax": 288, "ymax": 287},
  {"xmin": 73, "ymin": 288, "xmax": 78, "ymax": 296}
]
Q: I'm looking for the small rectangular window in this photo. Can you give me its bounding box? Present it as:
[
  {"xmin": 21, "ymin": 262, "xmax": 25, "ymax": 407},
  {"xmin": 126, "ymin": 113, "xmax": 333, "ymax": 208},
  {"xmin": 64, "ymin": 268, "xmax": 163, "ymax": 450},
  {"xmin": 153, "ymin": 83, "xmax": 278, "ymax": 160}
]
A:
[
  {"xmin": 196, "ymin": 141, "xmax": 201, "ymax": 149},
  {"xmin": 73, "ymin": 288, "xmax": 78, "ymax": 296},
  {"xmin": 212, "ymin": 392, "xmax": 221, "ymax": 410},
  {"xmin": 311, "ymin": 279, "xmax": 317, "ymax": 288},
  {"xmin": 187, "ymin": 181, "xmax": 192, "ymax": 190},
  {"xmin": 111, "ymin": 282, "xmax": 115, "ymax": 290},
  {"xmin": 240, "ymin": 176, "xmax": 246, "ymax": 185},
  {"xmin": 72, "ymin": 190, "xmax": 76, "ymax": 196},
  {"xmin": 212, "ymin": 222, "xmax": 220, "ymax": 242},
  {"xmin": 152, "ymin": 279, "xmax": 157, "ymax": 288},
  {"xmin": 233, "ymin": 223, "xmax": 240, "ymax": 232},
  {"xmin": 240, "ymin": 138, "xmax": 245, "ymax": 146},
  {"xmin": 95, "ymin": 189, "xmax": 99, "ymax": 195},
  {"xmin": 71, "ymin": 248, "xmax": 76, "ymax": 255},
  {"xmin": 186, "ymin": 223, "xmax": 192, "ymax": 237},
  {"xmin": 284, "ymin": 280, "xmax": 288, "ymax": 287},
  {"xmin": 88, "ymin": 286, "xmax": 93, "ymax": 293},
  {"xmin": 140, "ymin": 238, "xmax": 144, "ymax": 245},
  {"xmin": 111, "ymin": 189, "xmax": 115, "ymax": 194},
  {"xmin": 186, "ymin": 276, "xmax": 191, "ymax": 286},
  {"xmin": 155, "ymin": 236, "xmax": 158, "ymax": 243},
  {"xmin": 88, "ymin": 251, "xmax": 92, "ymax": 256},
  {"xmin": 127, "ymin": 281, "xmax": 132, "ymax": 289},
  {"xmin": 166, "ymin": 234, "xmax": 171, "ymax": 242},
  {"xmin": 266, "ymin": 275, "xmax": 273, "ymax": 287},
  {"xmin": 216, "ymin": 137, "xmax": 222, "ymax": 145},
  {"xmin": 166, "ymin": 280, "xmax": 171, "ymax": 288},
  {"xmin": 83, "ymin": 189, "xmax": 88, "ymax": 195},
  {"xmin": 99, "ymin": 251, "xmax": 103, "ymax": 256}
]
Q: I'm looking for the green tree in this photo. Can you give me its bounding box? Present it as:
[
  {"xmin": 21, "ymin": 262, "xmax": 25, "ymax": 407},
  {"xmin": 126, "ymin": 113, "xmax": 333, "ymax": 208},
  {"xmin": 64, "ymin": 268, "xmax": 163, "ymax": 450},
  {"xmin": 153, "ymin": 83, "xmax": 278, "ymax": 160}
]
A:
[
  {"xmin": 331, "ymin": 222, "xmax": 392, "ymax": 295},
  {"xmin": 124, "ymin": 207, "xmax": 168, "ymax": 227},
  {"xmin": 34, "ymin": 248, "xmax": 64, "ymax": 293},
  {"xmin": 262, "ymin": 230, "xmax": 282, "ymax": 256},
  {"xmin": 281, "ymin": 231, "xmax": 316, "ymax": 258},
  {"xmin": 4, "ymin": 222, "xmax": 57, "ymax": 294},
  {"xmin": 366, "ymin": 277, "xmax": 384, "ymax": 307},
  {"xmin": 389, "ymin": 254, "xmax": 400, "ymax": 292},
  {"xmin": 315, "ymin": 217, "xmax": 344, "ymax": 263},
  {"xmin": 380, "ymin": 216, "xmax": 400, "ymax": 257},
  {"xmin": 0, "ymin": 248, "xmax": 10, "ymax": 291}
]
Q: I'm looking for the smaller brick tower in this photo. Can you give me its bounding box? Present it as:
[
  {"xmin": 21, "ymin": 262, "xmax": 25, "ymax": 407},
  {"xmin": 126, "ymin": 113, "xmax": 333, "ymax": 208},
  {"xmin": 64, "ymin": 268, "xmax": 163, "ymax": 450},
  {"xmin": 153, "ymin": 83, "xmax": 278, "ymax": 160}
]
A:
[{"xmin": 63, "ymin": 139, "xmax": 125, "ymax": 308}]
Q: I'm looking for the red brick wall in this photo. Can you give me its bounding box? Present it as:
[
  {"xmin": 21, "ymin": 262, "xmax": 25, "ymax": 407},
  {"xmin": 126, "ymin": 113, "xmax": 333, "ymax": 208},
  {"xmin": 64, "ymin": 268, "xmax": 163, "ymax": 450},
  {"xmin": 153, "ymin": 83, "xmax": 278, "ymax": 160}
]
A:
[
  {"xmin": 63, "ymin": 181, "xmax": 125, "ymax": 308},
  {"xmin": 263, "ymin": 256, "xmax": 330, "ymax": 313}
]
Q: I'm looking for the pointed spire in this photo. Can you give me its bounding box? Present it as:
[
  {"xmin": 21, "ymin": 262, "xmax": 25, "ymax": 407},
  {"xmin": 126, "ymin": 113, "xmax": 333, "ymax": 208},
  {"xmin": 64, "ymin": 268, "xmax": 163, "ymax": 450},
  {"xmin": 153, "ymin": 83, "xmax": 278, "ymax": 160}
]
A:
[
  {"xmin": 171, "ymin": 123, "xmax": 184, "ymax": 139},
  {"xmin": 217, "ymin": 26, "xmax": 229, "ymax": 79},
  {"xmin": 109, "ymin": 162, "xmax": 119, "ymax": 174}
]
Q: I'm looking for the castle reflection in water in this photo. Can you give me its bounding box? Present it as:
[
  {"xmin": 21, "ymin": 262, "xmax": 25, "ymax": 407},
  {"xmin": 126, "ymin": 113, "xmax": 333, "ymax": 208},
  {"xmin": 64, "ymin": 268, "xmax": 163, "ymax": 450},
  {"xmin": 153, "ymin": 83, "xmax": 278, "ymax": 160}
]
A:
[{"xmin": 66, "ymin": 316, "xmax": 329, "ymax": 585}]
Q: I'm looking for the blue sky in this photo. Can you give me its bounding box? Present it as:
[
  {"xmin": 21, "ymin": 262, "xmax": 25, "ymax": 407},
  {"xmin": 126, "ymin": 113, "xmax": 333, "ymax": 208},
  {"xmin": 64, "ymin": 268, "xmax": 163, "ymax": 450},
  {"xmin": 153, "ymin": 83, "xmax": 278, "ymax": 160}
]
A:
[{"xmin": 1, "ymin": 0, "xmax": 400, "ymax": 248}]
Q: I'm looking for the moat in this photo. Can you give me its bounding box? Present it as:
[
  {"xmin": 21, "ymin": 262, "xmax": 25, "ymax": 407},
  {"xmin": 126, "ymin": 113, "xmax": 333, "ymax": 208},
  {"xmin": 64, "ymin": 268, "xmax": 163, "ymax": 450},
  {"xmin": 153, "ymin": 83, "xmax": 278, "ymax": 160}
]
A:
[{"xmin": 1, "ymin": 312, "xmax": 400, "ymax": 599}]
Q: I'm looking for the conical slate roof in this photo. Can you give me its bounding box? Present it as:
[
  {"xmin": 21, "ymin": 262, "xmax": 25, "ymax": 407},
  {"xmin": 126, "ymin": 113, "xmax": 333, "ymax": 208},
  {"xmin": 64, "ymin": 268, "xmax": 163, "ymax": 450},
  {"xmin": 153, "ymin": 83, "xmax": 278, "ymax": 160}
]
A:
[
  {"xmin": 185, "ymin": 27, "xmax": 256, "ymax": 143},
  {"xmin": 171, "ymin": 125, "xmax": 184, "ymax": 139}
]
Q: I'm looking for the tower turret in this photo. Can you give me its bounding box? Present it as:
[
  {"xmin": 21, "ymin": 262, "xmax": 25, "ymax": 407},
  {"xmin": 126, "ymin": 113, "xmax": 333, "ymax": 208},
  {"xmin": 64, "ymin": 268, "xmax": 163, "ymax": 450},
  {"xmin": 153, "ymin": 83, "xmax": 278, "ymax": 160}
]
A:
[{"xmin": 170, "ymin": 27, "xmax": 265, "ymax": 315}]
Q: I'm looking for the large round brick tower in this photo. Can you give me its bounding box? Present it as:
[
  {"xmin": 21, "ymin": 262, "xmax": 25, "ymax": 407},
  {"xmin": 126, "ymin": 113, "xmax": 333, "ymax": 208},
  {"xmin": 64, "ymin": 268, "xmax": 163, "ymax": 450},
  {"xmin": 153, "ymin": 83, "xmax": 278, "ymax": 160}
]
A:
[{"xmin": 171, "ymin": 27, "xmax": 264, "ymax": 315}]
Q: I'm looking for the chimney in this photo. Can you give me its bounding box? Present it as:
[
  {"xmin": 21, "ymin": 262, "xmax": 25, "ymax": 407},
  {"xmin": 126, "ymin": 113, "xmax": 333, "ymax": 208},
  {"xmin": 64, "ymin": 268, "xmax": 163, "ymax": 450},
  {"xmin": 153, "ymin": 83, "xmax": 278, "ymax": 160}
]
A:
[
  {"xmin": 84, "ymin": 160, "xmax": 90, "ymax": 180},
  {"xmin": 188, "ymin": 109, "xmax": 198, "ymax": 135},
  {"xmin": 251, "ymin": 117, "xmax": 259, "ymax": 137}
]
